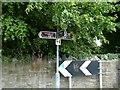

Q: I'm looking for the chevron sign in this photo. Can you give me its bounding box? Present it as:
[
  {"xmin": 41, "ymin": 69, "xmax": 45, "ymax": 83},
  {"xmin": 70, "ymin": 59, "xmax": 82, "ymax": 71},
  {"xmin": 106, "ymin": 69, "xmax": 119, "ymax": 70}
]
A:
[{"xmin": 58, "ymin": 60, "xmax": 99, "ymax": 77}]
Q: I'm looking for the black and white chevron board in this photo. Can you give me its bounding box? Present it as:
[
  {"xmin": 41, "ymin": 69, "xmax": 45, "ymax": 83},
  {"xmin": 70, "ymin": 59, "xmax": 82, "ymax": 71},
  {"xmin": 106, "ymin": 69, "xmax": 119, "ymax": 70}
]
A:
[{"xmin": 58, "ymin": 60, "xmax": 99, "ymax": 77}]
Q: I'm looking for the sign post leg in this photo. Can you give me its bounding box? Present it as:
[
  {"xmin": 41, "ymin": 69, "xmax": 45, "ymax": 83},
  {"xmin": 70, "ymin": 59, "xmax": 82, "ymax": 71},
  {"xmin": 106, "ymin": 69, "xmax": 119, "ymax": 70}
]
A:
[
  {"xmin": 99, "ymin": 60, "xmax": 102, "ymax": 90},
  {"xmin": 69, "ymin": 76, "xmax": 72, "ymax": 90},
  {"xmin": 56, "ymin": 45, "xmax": 60, "ymax": 89}
]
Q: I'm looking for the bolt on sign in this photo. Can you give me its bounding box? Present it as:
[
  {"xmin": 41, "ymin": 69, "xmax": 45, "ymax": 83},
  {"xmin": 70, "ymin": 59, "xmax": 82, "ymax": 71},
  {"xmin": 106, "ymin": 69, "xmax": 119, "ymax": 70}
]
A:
[{"xmin": 56, "ymin": 38, "xmax": 61, "ymax": 45}]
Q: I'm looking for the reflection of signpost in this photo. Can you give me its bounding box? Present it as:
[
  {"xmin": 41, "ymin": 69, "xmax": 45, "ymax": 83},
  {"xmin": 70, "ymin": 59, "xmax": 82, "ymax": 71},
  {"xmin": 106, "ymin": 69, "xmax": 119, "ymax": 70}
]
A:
[{"xmin": 59, "ymin": 60, "xmax": 99, "ymax": 77}]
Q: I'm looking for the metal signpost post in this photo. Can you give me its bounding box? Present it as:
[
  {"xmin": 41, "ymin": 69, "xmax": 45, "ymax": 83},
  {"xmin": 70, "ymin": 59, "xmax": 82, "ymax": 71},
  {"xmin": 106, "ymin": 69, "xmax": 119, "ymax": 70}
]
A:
[
  {"xmin": 55, "ymin": 31, "xmax": 72, "ymax": 89},
  {"xmin": 38, "ymin": 30, "xmax": 72, "ymax": 89},
  {"xmin": 55, "ymin": 39, "xmax": 61, "ymax": 89}
]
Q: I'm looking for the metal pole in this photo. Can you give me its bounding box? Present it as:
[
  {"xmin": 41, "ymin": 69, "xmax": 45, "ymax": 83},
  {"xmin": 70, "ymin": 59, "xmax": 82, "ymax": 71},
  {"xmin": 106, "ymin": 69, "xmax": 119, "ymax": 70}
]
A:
[
  {"xmin": 55, "ymin": 45, "xmax": 60, "ymax": 89},
  {"xmin": 55, "ymin": 8, "xmax": 60, "ymax": 89},
  {"xmin": 69, "ymin": 76, "xmax": 72, "ymax": 90},
  {"xmin": 99, "ymin": 60, "xmax": 102, "ymax": 90}
]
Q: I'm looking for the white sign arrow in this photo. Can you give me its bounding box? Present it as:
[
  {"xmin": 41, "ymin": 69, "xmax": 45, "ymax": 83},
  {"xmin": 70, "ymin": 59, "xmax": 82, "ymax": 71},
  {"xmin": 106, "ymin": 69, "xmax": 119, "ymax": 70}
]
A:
[
  {"xmin": 58, "ymin": 61, "xmax": 72, "ymax": 77},
  {"xmin": 80, "ymin": 61, "xmax": 92, "ymax": 76}
]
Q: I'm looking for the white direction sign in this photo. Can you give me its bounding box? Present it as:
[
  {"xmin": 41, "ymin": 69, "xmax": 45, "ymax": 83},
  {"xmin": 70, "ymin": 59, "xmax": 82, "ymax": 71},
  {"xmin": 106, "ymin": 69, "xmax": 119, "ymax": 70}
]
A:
[
  {"xmin": 58, "ymin": 61, "xmax": 72, "ymax": 77},
  {"xmin": 38, "ymin": 31, "xmax": 72, "ymax": 40},
  {"xmin": 79, "ymin": 61, "xmax": 92, "ymax": 76},
  {"xmin": 38, "ymin": 31, "xmax": 56, "ymax": 39}
]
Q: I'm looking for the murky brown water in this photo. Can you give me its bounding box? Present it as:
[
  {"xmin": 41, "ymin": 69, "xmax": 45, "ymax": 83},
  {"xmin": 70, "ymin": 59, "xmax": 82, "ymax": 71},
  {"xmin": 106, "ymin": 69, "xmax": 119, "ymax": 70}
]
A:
[{"xmin": 2, "ymin": 60, "xmax": 56, "ymax": 88}]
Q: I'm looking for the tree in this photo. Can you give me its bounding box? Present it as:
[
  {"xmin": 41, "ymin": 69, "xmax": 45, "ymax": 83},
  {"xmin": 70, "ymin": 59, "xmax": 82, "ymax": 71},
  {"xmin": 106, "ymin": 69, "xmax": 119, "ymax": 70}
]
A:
[
  {"xmin": 2, "ymin": 2, "xmax": 120, "ymax": 59},
  {"xmin": 102, "ymin": 2, "xmax": 120, "ymax": 53}
]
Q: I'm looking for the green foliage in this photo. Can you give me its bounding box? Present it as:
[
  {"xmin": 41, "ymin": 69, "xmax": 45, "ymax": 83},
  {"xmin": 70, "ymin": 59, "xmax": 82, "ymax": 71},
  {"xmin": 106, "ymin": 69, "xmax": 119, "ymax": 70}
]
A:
[
  {"xmin": 96, "ymin": 53, "xmax": 119, "ymax": 60},
  {"xmin": 2, "ymin": 15, "xmax": 28, "ymax": 41},
  {"xmin": 2, "ymin": 55, "xmax": 12, "ymax": 63},
  {"xmin": 2, "ymin": 2, "xmax": 120, "ymax": 61},
  {"xmin": 78, "ymin": 53, "xmax": 119, "ymax": 60},
  {"xmin": 25, "ymin": 2, "xmax": 45, "ymax": 14},
  {"xmin": 2, "ymin": 54, "xmax": 32, "ymax": 63}
]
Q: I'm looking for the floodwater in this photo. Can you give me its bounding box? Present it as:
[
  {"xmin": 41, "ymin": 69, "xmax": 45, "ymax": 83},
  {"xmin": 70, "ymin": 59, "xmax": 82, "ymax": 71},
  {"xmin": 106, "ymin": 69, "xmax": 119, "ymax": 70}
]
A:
[{"xmin": 2, "ymin": 60, "xmax": 57, "ymax": 88}]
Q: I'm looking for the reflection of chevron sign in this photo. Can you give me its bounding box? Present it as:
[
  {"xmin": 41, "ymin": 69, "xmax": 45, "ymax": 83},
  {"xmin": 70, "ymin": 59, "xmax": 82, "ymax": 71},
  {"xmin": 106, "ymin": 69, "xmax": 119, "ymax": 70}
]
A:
[{"xmin": 59, "ymin": 60, "xmax": 99, "ymax": 77}]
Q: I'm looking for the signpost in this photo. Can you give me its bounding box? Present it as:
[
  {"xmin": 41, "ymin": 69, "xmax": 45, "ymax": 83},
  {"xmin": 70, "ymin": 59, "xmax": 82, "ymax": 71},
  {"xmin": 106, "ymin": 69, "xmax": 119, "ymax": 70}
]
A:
[
  {"xmin": 59, "ymin": 60, "xmax": 99, "ymax": 77},
  {"xmin": 38, "ymin": 30, "xmax": 72, "ymax": 89},
  {"xmin": 55, "ymin": 39, "xmax": 61, "ymax": 89}
]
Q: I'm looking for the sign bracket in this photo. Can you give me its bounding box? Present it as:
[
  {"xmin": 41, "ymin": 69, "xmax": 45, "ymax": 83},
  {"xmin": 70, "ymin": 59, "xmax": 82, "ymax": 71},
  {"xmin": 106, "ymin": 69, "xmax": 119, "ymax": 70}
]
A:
[
  {"xmin": 69, "ymin": 76, "xmax": 72, "ymax": 89},
  {"xmin": 99, "ymin": 60, "xmax": 103, "ymax": 90}
]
